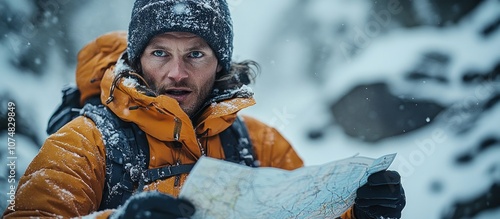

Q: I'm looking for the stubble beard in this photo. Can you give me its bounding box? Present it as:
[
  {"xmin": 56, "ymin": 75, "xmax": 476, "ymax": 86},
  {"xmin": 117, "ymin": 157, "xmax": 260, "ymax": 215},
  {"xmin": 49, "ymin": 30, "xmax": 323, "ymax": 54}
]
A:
[{"xmin": 146, "ymin": 78, "xmax": 214, "ymax": 118}]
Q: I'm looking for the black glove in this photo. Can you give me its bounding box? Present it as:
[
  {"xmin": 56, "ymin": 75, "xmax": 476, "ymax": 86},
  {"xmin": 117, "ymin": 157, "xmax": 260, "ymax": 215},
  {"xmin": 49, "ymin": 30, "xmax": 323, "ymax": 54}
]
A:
[
  {"xmin": 110, "ymin": 191, "xmax": 195, "ymax": 219},
  {"xmin": 354, "ymin": 170, "xmax": 406, "ymax": 219}
]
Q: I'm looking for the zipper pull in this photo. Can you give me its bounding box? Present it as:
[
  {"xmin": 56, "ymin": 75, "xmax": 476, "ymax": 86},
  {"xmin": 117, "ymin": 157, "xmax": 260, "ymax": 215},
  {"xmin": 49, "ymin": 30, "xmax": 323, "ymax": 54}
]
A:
[
  {"xmin": 174, "ymin": 175, "xmax": 181, "ymax": 187},
  {"xmin": 173, "ymin": 117, "xmax": 181, "ymax": 141},
  {"xmin": 197, "ymin": 138, "xmax": 206, "ymax": 156}
]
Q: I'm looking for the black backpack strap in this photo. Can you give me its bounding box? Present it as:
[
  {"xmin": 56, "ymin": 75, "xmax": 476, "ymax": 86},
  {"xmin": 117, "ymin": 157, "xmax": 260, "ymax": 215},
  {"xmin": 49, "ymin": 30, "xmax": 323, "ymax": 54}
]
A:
[
  {"xmin": 46, "ymin": 85, "xmax": 82, "ymax": 135},
  {"xmin": 220, "ymin": 116, "xmax": 258, "ymax": 167},
  {"xmin": 46, "ymin": 85, "xmax": 103, "ymax": 135},
  {"xmin": 142, "ymin": 164, "xmax": 195, "ymax": 183},
  {"xmin": 81, "ymin": 103, "xmax": 149, "ymax": 210}
]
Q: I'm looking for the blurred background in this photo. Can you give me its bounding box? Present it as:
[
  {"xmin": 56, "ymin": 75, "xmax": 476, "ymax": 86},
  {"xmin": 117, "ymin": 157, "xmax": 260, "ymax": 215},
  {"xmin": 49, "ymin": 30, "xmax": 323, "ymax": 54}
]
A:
[{"xmin": 1, "ymin": 0, "xmax": 499, "ymax": 218}]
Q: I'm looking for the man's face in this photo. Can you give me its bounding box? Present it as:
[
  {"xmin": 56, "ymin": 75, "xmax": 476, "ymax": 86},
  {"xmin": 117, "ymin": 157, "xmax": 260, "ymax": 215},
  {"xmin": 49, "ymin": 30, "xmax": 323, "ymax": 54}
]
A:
[{"xmin": 140, "ymin": 32, "xmax": 222, "ymax": 117}]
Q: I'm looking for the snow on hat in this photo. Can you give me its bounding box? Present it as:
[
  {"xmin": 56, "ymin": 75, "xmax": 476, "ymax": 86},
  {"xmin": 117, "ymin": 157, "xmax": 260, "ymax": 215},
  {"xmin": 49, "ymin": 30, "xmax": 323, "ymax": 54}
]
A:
[{"xmin": 127, "ymin": 0, "xmax": 233, "ymax": 72}]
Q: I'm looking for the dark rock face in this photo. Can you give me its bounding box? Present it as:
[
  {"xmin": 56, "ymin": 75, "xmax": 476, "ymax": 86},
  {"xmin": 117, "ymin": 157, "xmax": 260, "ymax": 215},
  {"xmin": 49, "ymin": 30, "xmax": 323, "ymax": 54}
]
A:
[{"xmin": 330, "ymin": 82, "xmax": 445, "ymax": 142}]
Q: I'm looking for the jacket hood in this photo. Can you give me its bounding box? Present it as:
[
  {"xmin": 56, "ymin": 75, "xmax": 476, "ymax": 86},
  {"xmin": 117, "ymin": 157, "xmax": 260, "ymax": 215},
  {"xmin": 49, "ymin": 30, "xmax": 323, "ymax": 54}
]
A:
[{"xmin": 76, "ymin": 31, "xmax": 128, "ymax": 105}]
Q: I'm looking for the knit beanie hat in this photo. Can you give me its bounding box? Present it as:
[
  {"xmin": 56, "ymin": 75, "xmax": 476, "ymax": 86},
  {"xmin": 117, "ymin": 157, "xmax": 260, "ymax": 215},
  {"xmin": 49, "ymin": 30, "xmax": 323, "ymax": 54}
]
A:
[{"xmin": 127, "ymin": 0, "xmax": 233, "ymax": 72}]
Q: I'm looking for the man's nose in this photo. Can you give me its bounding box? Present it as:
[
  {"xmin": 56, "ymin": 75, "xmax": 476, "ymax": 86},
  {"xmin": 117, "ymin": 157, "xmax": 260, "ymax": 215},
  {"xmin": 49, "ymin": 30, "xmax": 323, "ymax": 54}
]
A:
[{"xmin": 167, "ymin": 58, "xmax": 188, "ymax": 82}]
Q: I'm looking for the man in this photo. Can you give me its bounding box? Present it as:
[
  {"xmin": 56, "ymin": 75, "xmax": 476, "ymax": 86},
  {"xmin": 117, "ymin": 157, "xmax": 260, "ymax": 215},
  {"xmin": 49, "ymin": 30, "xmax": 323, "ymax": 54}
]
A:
[{"xmin": 3, "ymin": 0, "xmax": 404, "ymax": 218}]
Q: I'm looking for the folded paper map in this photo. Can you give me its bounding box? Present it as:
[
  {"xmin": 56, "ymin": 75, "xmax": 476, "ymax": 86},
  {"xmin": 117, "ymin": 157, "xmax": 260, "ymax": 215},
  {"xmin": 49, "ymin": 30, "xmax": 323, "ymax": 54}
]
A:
[{"xmin": 179, "ymin": 153, "xmax": 396, "ymax": 219}]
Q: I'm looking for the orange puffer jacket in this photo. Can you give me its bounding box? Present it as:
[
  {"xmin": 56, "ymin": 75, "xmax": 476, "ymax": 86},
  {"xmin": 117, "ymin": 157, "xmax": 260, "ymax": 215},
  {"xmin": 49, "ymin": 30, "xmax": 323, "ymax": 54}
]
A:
[{"xmin": 3, "ymin": 31, "xmax": 354, "ymax": 219}]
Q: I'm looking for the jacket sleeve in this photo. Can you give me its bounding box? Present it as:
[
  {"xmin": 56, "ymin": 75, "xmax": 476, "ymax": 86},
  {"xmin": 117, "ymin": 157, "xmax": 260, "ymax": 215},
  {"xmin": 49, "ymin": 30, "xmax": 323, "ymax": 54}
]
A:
[
  {"xmin": 242, "ymin": 115, "xmax": 303, "ymax": 170},
  {"xmin": 2, "ymin": 116, "xmax": 109, "ymax": 218},
  {"xmin": 242, "ymin": 115, "xmax": 356, "ymax": 219}
]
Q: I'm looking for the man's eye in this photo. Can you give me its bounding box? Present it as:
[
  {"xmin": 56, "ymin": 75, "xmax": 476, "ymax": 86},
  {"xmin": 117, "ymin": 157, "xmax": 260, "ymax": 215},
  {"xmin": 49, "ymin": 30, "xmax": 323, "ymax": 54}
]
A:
[
  {"xmin": 189, "ymin": 51, "xmax": 204, "ymax": 58},
  {"xmin": 152, "ymin": 50, "xmax": 167, "ymax": 57}
]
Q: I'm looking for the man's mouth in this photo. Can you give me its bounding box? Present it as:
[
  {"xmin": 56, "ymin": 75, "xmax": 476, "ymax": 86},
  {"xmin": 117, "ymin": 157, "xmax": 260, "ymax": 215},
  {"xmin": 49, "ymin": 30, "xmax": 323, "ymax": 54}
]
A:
[
  {"xmin": 166, "ymin": 90, "xmax": 191, "ymax": 95},
  {"xmin": 164, "ymin": 89, "xmax": 192, "ymax": 102}
]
